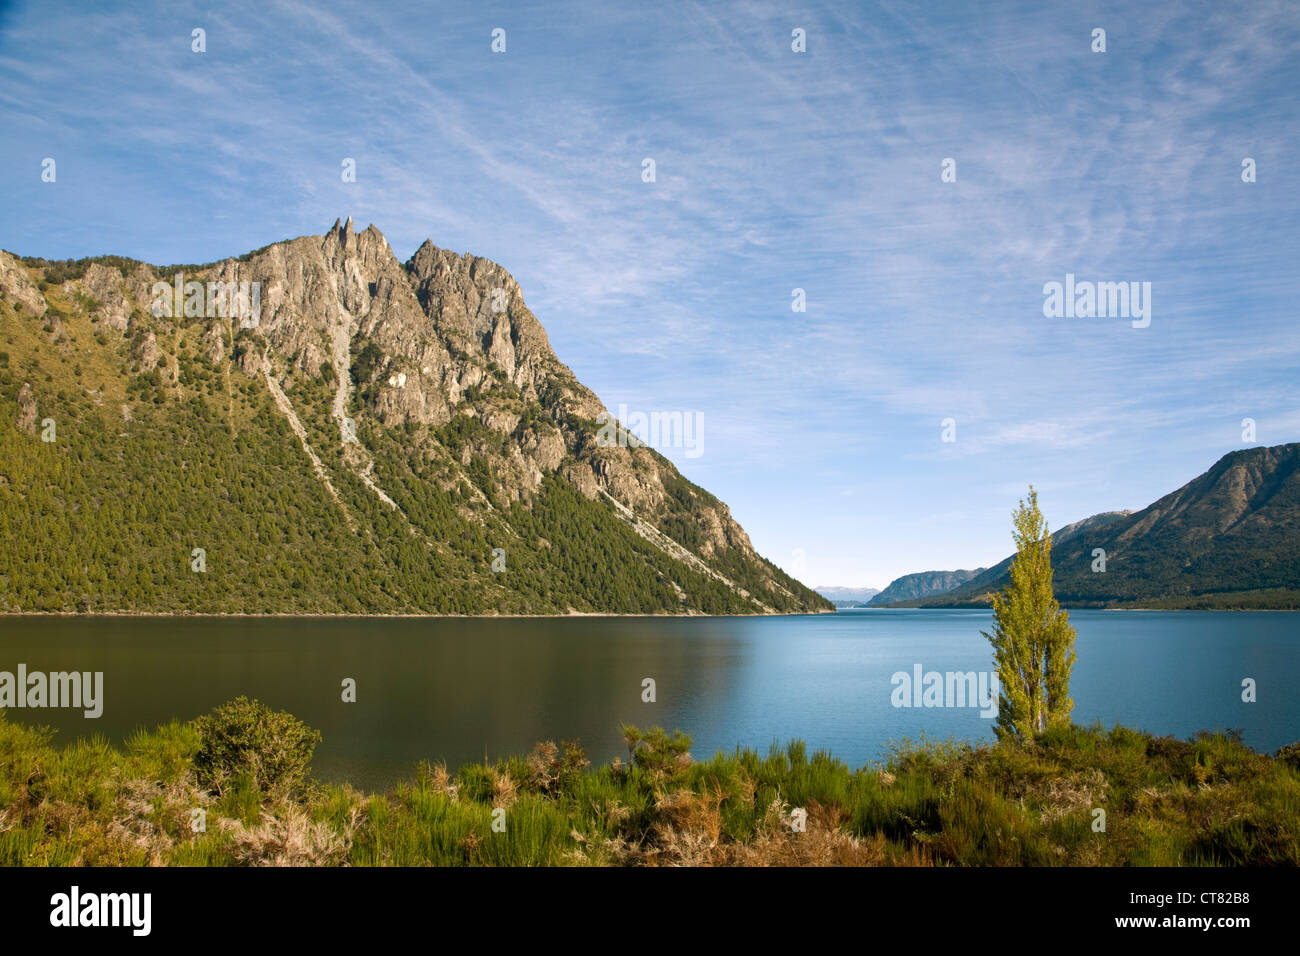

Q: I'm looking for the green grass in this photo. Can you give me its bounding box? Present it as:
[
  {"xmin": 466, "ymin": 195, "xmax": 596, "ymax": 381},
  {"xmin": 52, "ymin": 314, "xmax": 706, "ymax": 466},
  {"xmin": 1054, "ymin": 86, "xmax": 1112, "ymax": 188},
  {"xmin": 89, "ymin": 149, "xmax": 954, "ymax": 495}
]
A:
[{"xmin": 1, "ymin": 705, "xmax": 1297, "ymax": 866}]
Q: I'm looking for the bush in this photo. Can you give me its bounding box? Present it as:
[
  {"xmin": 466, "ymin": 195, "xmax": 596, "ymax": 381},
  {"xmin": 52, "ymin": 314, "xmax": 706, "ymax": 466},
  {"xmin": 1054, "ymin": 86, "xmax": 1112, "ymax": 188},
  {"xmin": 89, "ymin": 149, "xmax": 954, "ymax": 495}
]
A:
[
  {"xmin": 350, "ymin": 342, "xmax": 383, "ymax": 385},
  {"xmin": 193, "ymin": 697, "xmax": 321, "ymax": 799},
  {"xmin": 524, "ymin": 740, "xmax": 589, "ymax": 794},
  {"xmin": 1276, "ymin": 740, "xmax": 1300, "ymax": 771},
  {"xmin": 622, "ymin": 725, "xmax": 693, "ymax": 780}
]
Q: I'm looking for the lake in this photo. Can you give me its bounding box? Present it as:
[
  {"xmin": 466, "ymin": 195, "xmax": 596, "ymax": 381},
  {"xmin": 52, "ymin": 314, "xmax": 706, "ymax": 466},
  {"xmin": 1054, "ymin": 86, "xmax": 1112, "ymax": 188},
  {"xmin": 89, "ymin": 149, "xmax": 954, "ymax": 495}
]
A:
[{"xmin": 1, "ymin": 609, "xmax": 1296, "ymax": 791}]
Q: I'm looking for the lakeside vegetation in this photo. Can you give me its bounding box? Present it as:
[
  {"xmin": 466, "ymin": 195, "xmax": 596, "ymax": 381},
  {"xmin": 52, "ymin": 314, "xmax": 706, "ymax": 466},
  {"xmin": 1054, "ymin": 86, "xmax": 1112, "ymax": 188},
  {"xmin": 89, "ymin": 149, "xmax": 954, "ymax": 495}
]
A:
[{"xmin": 1, "ymin": 698, "xmax": 1296, "ymax": 867}]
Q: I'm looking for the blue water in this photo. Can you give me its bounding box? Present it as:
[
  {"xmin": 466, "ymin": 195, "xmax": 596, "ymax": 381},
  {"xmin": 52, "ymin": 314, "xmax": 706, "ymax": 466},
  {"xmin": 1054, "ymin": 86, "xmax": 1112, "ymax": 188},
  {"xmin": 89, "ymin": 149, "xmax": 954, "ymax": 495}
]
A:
[{"xmin": 1, "ymin": 609, "xmax": 1295, "ymax": 790}]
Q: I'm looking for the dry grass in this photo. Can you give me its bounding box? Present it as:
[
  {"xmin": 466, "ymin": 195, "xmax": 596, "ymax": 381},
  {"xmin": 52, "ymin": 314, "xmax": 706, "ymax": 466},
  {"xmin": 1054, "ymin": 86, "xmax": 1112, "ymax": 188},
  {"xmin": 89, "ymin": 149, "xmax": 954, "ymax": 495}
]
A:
[
  {"xmin": 219, "ymin": 805, "xmax": 355, "ymax": 866},
  {"xmin": 725, "ymin": 797, "xmax": 888, "ymax": 867},
  {"xmin": 107, "ymin": 774, "xmax": 210, "ymax": 865},
  {"xmin": 492, "ymin": 770, "xmax": 518, "ymax": 808},
  {"xmin": 1032, "ymin": 768, "xmax": 1108, "ymax": 824},
  {"xmin": 606, "ymin": 780, "xmax": 887, "ymax": 867},
  {"xmin": 421, "ymin": 761, "xmax": 458, "ymax": 801}
]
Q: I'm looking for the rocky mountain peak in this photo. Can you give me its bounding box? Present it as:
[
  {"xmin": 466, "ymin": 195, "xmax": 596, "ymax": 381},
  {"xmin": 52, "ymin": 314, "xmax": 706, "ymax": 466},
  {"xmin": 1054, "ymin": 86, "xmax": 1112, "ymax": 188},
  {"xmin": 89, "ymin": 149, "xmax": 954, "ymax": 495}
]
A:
[{"xmin": 0, "ymin": 223, "xmax": 831, "ymax": 615}]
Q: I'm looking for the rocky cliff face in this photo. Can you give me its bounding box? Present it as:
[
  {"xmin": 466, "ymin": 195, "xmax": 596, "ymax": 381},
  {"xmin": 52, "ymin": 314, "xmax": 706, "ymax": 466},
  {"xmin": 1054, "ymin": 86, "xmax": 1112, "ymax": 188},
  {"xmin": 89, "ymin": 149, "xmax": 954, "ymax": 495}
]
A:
[{"xmin": 0, "ymin": 220, "xmax": 828, "ymax": 615}]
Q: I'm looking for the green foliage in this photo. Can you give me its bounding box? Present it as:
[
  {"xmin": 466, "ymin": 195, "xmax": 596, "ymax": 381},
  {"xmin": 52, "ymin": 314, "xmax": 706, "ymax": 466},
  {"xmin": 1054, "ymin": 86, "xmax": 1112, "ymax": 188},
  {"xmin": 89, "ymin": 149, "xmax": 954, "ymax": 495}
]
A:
[
  {"xmin": 1, "ymin": 706, "xmax": 1296, "ymax": 866},
  {"xmin": 982, "ymin": 487, "xmax": 1077, "ymax": 740},
  {"xmin": 655, "ymin": 468, "xmax": 828, "ymax": 612},
  {"xmin": 621, "ymin": 724, "xmax": 693, "ymax": 779},
  {"xmin": 349, "ymin": 341, "xmax": 384, "ymax": 385},
  {"xmin": 193, "ymin": 697, "xmax": 321, "ymax": 799},
  {"xmin": 16, "ymin": 254, "xmax": 146, "ymax": 284},
  {"xmin": 434, "ymin": 412, "xmax": 503, "ymax": 456},
  {"xmin": 1277, "ymin": 740, "xmax": 1300, "ymax": 771}
]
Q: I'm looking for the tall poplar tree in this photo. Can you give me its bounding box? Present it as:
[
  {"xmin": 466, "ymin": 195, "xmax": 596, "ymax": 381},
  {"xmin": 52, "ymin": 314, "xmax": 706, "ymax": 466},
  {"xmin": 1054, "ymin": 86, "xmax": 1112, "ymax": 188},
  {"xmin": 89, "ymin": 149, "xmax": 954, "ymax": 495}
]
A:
[{"xmin": 982, "ymin": 487, "xmax": 1077, "ymax": 740}]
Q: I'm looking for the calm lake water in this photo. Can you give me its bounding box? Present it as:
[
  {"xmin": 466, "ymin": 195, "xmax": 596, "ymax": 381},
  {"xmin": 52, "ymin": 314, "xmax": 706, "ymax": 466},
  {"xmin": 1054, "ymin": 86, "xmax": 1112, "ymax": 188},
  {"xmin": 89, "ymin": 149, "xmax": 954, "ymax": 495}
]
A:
[{"xmin": 1, "ymin": 609, "xmax": 1296, "ymax": 791}]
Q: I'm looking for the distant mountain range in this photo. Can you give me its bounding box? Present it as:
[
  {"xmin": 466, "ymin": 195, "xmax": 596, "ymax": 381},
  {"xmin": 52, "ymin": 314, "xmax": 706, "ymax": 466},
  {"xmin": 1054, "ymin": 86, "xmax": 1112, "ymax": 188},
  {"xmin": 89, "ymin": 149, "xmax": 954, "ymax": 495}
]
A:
[
  {"xmin": 864, "ymin": 568, "xmax": 986, "ymax": 606},
  {"xmin": 879, "ymin": 445, "xmax": 1300, "ymax": 610},
  {"xmin": 813, "ymin": 586, "xmax": 881, "ymax": 607}
]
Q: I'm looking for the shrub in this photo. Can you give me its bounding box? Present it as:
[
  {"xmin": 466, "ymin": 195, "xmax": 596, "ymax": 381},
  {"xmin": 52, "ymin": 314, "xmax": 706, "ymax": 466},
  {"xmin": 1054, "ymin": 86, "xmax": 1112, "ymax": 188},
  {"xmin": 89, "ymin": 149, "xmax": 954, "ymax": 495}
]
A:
[
  {"xmin": 622, "ymin": 725, "xmax": 693, "ymax": 780},
  {"xmin": 193, "ymin": 697, "xmax": 321, "ymax": 800},
  {"xmin": 1276, "ymin": 740, "xmax": 1300, "ymax": 771},
  {"xmin": 350, "ymin": 342, "xmax": 383, "ymax": 385},
  {"xmin": 524, "ymin": 740, "xmax": 589, "ymax": 794}
]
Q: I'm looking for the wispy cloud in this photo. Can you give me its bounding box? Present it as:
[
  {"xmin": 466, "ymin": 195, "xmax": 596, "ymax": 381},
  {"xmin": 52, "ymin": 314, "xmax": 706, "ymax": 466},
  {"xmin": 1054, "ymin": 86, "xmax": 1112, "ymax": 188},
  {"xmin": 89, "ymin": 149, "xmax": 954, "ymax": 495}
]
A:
[{"xmin": 1, "ymin": 0, "xmax": 1296, "ymax": 586}]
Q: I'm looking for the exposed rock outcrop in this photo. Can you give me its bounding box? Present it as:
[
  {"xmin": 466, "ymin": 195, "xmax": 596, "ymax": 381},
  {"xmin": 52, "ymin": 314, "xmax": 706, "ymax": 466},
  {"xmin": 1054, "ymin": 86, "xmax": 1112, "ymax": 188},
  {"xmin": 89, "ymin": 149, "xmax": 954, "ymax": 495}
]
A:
[{"xmin": 7, "ymin": 219, "xmax": 830, "ymax": 614}]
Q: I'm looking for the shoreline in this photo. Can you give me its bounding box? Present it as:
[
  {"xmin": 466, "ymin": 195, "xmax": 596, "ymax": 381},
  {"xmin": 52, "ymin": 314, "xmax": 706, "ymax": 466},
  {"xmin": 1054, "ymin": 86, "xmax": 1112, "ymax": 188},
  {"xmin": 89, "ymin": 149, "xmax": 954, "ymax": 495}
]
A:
[
  {"xmin": 0, "ymin": 609, "xmax": 838, "ymax": 619},
  {"xmin": 858, "ymin": 604, "xmax": 1299, "ymax": 613},
  {"xmin": 3, "ymin": 606, "xmax": 1295, "ymax": 618}
]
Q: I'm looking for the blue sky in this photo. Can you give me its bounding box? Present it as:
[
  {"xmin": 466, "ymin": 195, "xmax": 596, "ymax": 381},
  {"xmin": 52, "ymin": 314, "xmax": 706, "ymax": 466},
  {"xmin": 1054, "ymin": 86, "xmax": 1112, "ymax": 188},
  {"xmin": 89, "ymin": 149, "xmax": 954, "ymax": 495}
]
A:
[{"xmin": 2, "ymin": 0, "xmax": 1297, "ymax": 589}]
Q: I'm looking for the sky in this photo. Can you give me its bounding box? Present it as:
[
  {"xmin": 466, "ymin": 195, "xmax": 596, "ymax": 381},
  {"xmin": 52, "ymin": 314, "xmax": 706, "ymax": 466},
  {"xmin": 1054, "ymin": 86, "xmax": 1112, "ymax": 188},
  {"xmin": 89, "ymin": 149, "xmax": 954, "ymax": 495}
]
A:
[{"xmin": 1, "ymin": 0, "xmax": 1297, "ymax": 589}]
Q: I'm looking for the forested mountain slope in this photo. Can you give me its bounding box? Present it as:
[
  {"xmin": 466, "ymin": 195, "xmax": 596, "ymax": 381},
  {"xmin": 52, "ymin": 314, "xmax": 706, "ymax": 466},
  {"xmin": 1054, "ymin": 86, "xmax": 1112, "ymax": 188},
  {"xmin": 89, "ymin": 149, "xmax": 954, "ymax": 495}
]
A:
[{"xmin": 0, "ymin": 220, "xmax": 828, "ymax": 615}]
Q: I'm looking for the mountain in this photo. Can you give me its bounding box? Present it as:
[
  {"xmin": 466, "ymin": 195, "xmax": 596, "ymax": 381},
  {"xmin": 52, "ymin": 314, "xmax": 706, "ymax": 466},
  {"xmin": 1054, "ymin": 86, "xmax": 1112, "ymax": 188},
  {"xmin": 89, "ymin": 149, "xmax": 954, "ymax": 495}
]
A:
[
  {"xmin": 0, "ymin": 219, "xmax": 831, "ymax": 615},
  {"xmin": 908, "ymin": 446, "xmax": 1300, "ymax": 609},
  {"xmin": 889, "ymin": 512, "xmax": 1132, "ymax": 605},
  {"xmin": 814, "ymin": 586, "xmax": 881, "ymax": 607},
  {"xmin": 866, "ymin": 568, "xmax": 985, "ymax": 605}
]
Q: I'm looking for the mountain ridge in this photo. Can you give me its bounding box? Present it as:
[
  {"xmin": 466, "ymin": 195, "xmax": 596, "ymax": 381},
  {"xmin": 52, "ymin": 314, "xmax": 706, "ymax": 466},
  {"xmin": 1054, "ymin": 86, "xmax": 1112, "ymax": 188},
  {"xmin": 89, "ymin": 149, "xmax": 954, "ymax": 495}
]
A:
[
  {"xmin": 865, "ymin": 568, "xmax": 986, "ymax": 606},
  {"xmin": 0, "ymin": 220, "xmax": 831, "ymax": 615},
  {"xmin": 814, "ymin": 585, "xmax": 881, "ymax": 607},
  {"xmin": 889, "ymin": 447, "xmax": 1300, "ymax": 610}
]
